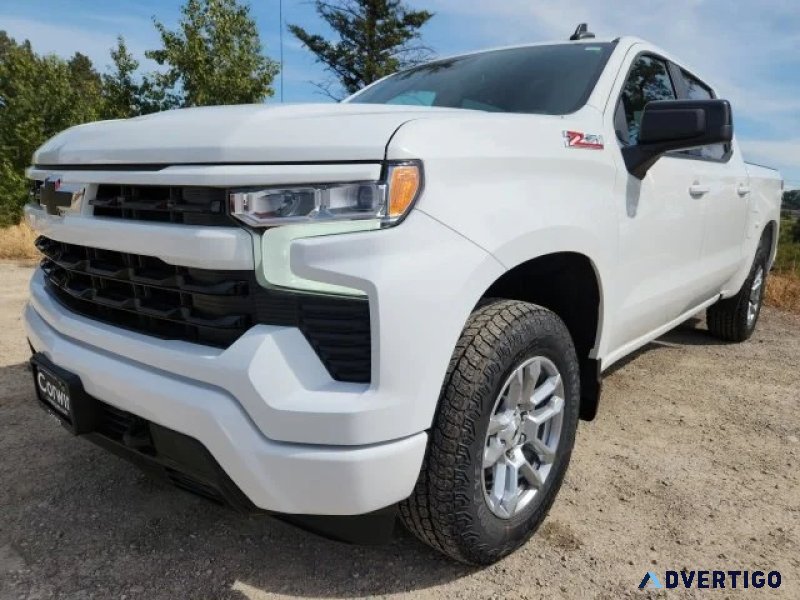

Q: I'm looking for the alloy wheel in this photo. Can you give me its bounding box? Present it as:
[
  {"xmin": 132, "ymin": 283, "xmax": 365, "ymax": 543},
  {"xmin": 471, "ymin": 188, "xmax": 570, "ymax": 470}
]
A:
[
  {"xmin": 482, "ymin": 356, "xmax": 565, "ymax": 519},
  {"xmin": 748, "ymin": 265, "xmax": 764, "ymax": 327}
]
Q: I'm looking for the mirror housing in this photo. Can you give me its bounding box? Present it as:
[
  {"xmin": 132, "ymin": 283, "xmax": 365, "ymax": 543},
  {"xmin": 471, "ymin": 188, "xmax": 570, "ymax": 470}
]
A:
[{"xmin": 622, "ymin": 99, "xmax": 733, "ymax": 179}]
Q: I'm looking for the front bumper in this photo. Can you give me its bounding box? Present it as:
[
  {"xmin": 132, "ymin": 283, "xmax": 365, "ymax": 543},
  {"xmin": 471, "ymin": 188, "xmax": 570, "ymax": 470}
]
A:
[{"xmin": 25, "ymin": 301, "xmax": 426, "ymax": 515}]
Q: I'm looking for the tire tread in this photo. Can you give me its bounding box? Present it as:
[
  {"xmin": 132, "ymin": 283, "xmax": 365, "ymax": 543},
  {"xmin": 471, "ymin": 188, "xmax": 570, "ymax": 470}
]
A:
[{"xmin": 400, "ymin": 299, "xmax": 578, "ymax": 564}]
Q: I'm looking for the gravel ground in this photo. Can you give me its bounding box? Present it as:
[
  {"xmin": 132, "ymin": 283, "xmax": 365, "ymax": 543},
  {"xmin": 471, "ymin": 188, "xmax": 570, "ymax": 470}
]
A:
[{"xmin": 1, "ymin": 261, "xmax": 798, "ymax": 599}]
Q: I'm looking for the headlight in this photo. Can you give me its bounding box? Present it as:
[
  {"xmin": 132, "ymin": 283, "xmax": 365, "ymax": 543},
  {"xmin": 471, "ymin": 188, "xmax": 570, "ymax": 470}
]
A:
[{"xmin": 229, "ymin": 162, "xmax": 422, "ymax": 228}]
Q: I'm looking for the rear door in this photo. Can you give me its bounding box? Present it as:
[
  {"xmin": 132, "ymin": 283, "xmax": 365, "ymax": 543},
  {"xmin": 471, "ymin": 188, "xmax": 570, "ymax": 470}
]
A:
[{"xmin": 671, "ymin": 68, "xmax": 750, "ymax": 293}]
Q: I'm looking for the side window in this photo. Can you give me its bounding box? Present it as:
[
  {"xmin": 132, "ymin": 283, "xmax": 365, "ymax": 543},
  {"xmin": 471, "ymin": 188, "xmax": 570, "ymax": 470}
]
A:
[
  {"xmin": 679, "ymin": 69, "xmax": 728, "ymax": 161},
  {"xmin": 617, "ymin": 55, "xmax": 676, "ymax": 145},
  {"xmin": 682, "ymin": 70, "xmax": 713, "ymax": 100}
]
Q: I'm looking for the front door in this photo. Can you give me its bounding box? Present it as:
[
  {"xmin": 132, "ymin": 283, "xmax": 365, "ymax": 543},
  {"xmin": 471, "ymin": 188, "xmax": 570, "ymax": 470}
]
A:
[{"xmin": 606, "ymin": 54, "xmax": 707, "ymax": 352}]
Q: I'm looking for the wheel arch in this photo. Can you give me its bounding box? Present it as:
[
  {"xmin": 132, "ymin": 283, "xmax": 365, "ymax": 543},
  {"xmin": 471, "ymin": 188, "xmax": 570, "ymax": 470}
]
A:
[{"xmin": 479, "ymin": 251, "xmax": 605, "ymax": 421}]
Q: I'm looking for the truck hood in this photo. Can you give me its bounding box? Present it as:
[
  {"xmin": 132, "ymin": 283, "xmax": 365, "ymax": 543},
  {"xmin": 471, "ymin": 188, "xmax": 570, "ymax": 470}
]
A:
[{"xmin": 33, "ymin": 103, "xmax": 467, "ymax": 166}]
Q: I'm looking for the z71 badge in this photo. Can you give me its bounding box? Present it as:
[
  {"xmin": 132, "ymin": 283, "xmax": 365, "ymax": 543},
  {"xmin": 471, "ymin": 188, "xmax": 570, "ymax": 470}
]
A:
[{"xmin": 563, "ymin": 130, "xmax": 604, "ymax": 150}]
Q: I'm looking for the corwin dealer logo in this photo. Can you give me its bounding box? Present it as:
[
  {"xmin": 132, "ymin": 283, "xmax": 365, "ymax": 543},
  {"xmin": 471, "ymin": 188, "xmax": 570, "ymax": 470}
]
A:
[{"xmin": 639, "ymin": 570, "xmax": 782, "ymax": 591}]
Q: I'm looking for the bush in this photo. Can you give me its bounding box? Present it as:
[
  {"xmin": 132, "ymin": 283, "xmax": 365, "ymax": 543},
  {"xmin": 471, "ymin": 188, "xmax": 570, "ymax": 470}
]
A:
[
  {"xmin": 0, "ymin": 161, "xmax": 28, "ymax": 227},
  {"xmin": 774, "ymin": 218, "xmax": 800, "ymax": 275},
  {"xmin": 0, "ymin": 220, "xmax": 38, "ymax": 259}
]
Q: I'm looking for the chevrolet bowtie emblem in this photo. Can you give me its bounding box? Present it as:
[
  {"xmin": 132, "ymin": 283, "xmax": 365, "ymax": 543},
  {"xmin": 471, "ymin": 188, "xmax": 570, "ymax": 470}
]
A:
[{"xmin": 40, "ymin": 176, "xmax": 85, "ymax": 216}]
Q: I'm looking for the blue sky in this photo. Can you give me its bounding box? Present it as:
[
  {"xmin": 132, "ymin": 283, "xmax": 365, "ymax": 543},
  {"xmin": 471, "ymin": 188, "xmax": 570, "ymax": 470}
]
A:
[{"xmin": 2, "ymin": 0, "xmax": 799, "ymax": 186}]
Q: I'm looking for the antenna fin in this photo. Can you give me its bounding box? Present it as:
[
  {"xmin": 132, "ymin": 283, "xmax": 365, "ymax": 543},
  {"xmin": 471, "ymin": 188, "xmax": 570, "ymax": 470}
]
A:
[{"xmin": 570, "ymin": 23, "xmax": 596, "ymax": 41}]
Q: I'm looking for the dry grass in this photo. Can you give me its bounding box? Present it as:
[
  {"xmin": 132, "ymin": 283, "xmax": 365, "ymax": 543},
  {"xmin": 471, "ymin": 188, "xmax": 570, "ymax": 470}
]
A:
[
  {"xmin": 766, "ymin": 271, "xmax": 800, "ymax": 313},
  {"xmin": 0, "ymin": 221, "xmax": 38, "ymax": 260}
]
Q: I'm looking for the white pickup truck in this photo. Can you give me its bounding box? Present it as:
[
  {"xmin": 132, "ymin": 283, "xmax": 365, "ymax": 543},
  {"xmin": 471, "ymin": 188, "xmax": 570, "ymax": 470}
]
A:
[{"xmin": 23, "ymin": 30, "xmax": 782, "ymax": 564}]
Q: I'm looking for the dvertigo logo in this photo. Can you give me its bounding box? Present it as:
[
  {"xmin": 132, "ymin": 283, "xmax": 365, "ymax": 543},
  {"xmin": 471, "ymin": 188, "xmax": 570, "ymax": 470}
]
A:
[{"xmin": 639, "ymin": 570, "xmax": 782, "ymax": 590}]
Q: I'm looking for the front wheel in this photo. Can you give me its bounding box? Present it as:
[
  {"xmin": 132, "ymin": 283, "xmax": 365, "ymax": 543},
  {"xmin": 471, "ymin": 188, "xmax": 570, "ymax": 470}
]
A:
[{"xmin": 399, "ymin": 300, "xmax": 580, "ymax": 565}]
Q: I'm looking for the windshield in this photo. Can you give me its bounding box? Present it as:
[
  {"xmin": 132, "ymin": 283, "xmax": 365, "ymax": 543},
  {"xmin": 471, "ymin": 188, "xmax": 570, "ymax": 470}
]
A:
[{"xmin": 348, "ymin": 43, "xmax": 614, "ymax": 115}]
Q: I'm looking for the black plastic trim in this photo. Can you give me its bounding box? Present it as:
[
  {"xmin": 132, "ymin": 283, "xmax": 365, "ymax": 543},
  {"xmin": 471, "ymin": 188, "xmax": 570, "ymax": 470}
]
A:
[{"xmin": 667, "ymin": 62, "xmax": 733, "ymax": 164}]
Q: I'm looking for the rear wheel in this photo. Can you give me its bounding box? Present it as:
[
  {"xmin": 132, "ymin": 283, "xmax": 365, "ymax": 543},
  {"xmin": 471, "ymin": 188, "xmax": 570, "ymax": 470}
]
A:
[
  {"xmin": 399, "ymin": 299, "xmax": 580, "ymax": 565},
  {"xmin": 707, "ymin": 237, "xmax": 770, "ymax": 342}
]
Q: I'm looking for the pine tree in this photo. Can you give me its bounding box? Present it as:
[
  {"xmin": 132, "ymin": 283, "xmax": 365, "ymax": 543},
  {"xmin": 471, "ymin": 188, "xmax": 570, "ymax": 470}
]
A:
[
  {"xmin": 289, "ymin": 0, "xmax": 433, "ymax": 99},
  {"xmin": 102, "ymin": 37, "xmax": 178, "ymax": 119},
  {"xmin": 102, "ymin": 37, "xmax": 142, "ymax": 118}
]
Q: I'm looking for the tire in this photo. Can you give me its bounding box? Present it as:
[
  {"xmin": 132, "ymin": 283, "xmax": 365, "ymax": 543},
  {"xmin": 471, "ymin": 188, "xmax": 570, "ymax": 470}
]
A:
[
  {"xmin": 399, "ymin": 299, "xmax": 580, "ymax": 565},
  {"xmin": 707, "ymin": 237, "xmax": 770, "ymax": 342}
]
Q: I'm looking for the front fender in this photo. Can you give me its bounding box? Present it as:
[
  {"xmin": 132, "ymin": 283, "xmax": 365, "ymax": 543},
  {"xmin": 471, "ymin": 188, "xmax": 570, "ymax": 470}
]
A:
[
  {"xmin": 290, "ymin": 210, "xmax": 505, "ymax": 437},
  {"xmin": 387, "ymin": 114, "xmax": 617, "ymax": 358}
]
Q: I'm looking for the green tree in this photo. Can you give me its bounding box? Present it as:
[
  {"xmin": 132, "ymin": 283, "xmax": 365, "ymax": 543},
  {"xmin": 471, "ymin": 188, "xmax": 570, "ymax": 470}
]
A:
[
  {"xmin": 0, "ymin": 30, "xmax": 12, "ymax": 55},
  {"xmin": 68, "ymin": 52, "xmax": 103, "ymax": 101},
  {"xmin": 792, "ymin": 216, "xmax": 800, "ymax": 244},
  {"xmin": 102, "ymin": 37, "xmax": 142, "ymax": 118},
  {"xmin": 289, "ymin": 0, "xmax": 434, "ymax": 99},
  {"xmin": 0, "ymin": 33, "xmax": 104, "ymax": 225},
  {"xmin": 146, "ymin": 0, "xmax": 279, "ymax": 107},
  {"xmin": 783, "ymin": 189, "xmax": 800, "ymax": 211},
  {"xmin": 102, "ymin": 36, "xmax": 178, "ymax": 119}
]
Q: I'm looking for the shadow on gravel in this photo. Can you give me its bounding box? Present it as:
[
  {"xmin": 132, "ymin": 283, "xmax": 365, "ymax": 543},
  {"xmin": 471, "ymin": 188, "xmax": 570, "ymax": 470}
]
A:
[
  {"xmin": 604, "ymin": 317, "xmax": 729, "ymax": 376},
  {"xmin": 658, "ymin": 316, "xmax": 731, "ymax": 346},
  {"xmin": 226, "ymin": 525, "xmax": 477, "ymax": 598},
  {"xmin": 0, "ymin": 361, "xmax": 474, "ymax": 599}
]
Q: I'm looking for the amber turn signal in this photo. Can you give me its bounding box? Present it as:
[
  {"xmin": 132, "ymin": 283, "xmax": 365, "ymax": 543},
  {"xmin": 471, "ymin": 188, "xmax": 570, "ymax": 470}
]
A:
[{"xmin": 387, "ymin": 164, "xmax": 421, "ymax": 219}]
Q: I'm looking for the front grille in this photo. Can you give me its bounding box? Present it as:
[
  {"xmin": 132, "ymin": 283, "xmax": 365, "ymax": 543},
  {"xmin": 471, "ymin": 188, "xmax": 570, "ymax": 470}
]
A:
[
  {"xmin": 37, "ymin": 236, "xmax": 253, "ymax": 347},
  {"xmin": 89, "ymin": 185, "xmax": 232, "ymax": 226},
  {"xmin": 37, "ymin": 236, "xmax": 371, "ymax": 383}
]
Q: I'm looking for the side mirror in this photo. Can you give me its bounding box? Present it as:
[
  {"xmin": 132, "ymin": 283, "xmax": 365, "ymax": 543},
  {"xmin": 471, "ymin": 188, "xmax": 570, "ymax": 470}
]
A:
[{"xmin": 622, "ymin": 99, "xmax": 733, "ymax": 179}]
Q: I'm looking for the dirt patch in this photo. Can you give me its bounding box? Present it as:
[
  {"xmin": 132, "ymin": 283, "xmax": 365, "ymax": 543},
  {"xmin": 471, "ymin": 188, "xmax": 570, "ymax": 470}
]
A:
[{"xmin": 1, "ymin": 262, "xmax": 798, "ymax": 599}]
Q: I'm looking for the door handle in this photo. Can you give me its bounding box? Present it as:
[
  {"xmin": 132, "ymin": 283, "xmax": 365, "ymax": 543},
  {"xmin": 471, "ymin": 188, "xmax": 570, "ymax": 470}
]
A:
[
  {"xmin": 689, "ymin": 183, "xmax": 710, "ymax": 196},
  {"xmin": 737, "ymin": 184, "xmax": 751, "ymax": 196}
]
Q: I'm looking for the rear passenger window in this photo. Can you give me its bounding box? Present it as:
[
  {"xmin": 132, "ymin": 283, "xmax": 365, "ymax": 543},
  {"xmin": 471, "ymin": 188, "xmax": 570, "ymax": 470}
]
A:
[
  {"xmin": 679, "ymin": 69, "xmax": 728, "ymax": 161},
  {"xmin": 618, "ymin": 56, "xmax": 676, "ymax": 145},
  {"xmin": 683, "ymin": 70, "xmax": 713, "ymax": 100}
]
